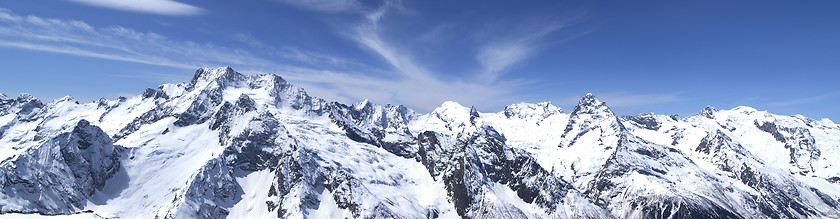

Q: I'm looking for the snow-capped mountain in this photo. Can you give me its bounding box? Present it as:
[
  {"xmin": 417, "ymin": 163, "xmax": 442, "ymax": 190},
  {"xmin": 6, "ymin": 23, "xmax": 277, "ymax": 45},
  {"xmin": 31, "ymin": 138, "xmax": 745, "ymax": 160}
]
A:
[{"xmin": 1, "ymin": 67, "xmax": 839, "ymax": 218}]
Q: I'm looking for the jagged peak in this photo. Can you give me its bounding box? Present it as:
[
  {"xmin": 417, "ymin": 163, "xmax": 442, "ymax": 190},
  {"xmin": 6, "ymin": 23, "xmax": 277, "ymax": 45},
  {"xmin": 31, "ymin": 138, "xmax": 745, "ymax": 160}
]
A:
[
  {"xmin": 469, "ymin": 106, "xmax": 480, "ymax": 123},
  {"xmin": 562, "ymin": 94, "xmax": 623, "ymax": 141},
  {"xmin": 0, "ymin": 93, "xmax": 7, "ymax": 100},
  {"xmin": 570, "ymin": 93, "xmax": 614, "ymax": 117},
  {"xmin": 13, "ymin": 93, "xmax": 44, "ymax": 109},
  {"xmin": 699, "ymin": 106, "xmax": 718, "ymax": 118},
  {"xmin": 189, "ymin": 66, "xmax": 244, "ymax": 86},
  {"xmin": 142, "ymin": 87, "xmax": 169, "ymax": 99},
  {"xmin": 16, "ymin": 93, "xmax": 38, "ymax": 102},
  {"xmin": 578, "ymin": 93, "xmax": 602, "ymax": 106},
  {"xmin": 265, "ymin": 73, "xmax": 289, "ymax": 86},
  {"xmin": 353, "ymin": 99, "xmax": 371, "ymax": 111},
  {"xmin": 469, "ymin": 106, "xmax": 479, "ymax": 116}
]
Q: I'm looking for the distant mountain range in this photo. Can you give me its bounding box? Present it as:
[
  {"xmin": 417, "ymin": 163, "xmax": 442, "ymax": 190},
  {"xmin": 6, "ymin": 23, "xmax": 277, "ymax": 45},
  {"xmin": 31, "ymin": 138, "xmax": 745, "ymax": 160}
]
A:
[{"xmin": 1, "ymin": 67, "xmax": 839, "ymax": 218}]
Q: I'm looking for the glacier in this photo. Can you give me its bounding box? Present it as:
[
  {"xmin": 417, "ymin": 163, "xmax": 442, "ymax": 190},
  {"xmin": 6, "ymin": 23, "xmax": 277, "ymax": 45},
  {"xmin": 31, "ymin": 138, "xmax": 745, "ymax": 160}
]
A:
[{"xmin": 0, "ymin": 67, "xmax": 839, "ymax": 218}]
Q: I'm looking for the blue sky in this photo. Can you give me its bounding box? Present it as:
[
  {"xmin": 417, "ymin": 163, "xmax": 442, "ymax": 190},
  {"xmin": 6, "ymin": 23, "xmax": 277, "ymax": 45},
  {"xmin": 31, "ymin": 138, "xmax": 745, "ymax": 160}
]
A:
[{"xmin": 1, "ymin": 0, "xmax": 839, "ymax": 121}]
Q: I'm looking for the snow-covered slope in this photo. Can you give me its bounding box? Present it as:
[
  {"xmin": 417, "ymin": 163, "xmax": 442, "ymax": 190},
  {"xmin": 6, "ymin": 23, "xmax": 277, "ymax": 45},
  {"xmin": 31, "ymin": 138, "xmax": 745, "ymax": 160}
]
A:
[{"xmin": 1, "ymin": 67, "xmax": 839, "ymax": 219}]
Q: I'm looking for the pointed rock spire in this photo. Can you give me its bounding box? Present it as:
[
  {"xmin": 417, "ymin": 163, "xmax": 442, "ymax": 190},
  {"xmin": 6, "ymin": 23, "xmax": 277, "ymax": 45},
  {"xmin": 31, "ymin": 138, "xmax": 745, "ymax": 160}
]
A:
[
  {"xmin": 469, "ymin": 106, "xmax": 480, "ymax": 124},
  {"xmin": 354, "ymin": 99, "xmax": 371, "ymax": 111},
  {"xmin": 570, "ymin": 93, "xmax": 614, "ymax": 117},
  {"xmin": 699, "ymin": 106, "xmax": 718, "ymax": 119},
  {"xmin": 561, "ymin": 93, "xmax": 624, "ymax": 142}
]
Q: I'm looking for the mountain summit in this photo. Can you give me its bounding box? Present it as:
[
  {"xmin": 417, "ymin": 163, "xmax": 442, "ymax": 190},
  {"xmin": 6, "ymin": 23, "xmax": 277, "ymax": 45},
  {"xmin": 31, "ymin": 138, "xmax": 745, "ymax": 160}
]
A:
[{"xmin": 1, "ymin": 67, "xmax": 839, "ymax": 218}]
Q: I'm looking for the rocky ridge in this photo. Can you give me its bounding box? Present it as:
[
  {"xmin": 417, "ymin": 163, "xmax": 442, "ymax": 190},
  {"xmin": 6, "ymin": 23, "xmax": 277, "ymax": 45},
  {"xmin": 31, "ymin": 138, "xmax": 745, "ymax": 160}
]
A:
[{"xmin": 0, "ymin": 67, "xmax": 839, "ymax": 218}]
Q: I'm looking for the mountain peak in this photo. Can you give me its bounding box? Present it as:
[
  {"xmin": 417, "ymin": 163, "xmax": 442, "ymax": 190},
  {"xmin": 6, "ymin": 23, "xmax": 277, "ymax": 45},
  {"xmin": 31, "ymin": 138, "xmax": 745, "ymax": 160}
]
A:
[
  {"xmin": 579, "ymin": 93, "xmax": 601, "ymax": 106},
  {"xmin": 354, "ymin": 99, "xmax": 371, "ymax": 111},
  {"xmin": 15, "ymin": 93, "xmax": 44, "ymax": 112},
  {"xmin": 189, "ymin": 66, "xmax": 243, "ymax": 86},
  {"xmin": 437, "ymin": 101, "xmax": 467, "ymax": 112},
  {"xmin": 699, "ymin": 106, "xmax": 718, "ymax": 118},
  {"xmin": 17, "ymin": 93, "xmax": 37, "ymax": 102},
  {"xmin": 431, "ymin": 101, "xmax": 472, "ymax": 125},
  {"xmin": 570, "ymin": 93, "xmax": 613, "ymax": 116},
  {"xmin": 3, "ymin": 67, "xmax": 840, "ymax": 218}
]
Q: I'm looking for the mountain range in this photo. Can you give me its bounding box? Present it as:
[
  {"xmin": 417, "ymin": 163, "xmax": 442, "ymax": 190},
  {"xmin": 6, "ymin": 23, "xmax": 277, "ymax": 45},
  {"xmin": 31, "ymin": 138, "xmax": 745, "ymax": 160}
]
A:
[{"xmin": 1, "ymin": 67, "xmax": 839, "ymax": 218}]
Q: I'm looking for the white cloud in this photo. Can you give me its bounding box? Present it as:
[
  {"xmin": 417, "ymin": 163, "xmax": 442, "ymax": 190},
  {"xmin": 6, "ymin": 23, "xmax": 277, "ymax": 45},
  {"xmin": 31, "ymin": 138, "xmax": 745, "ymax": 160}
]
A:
[
  {"xmin": 0, "ymin": 8, "xmax": 289, "ymax": 70},
  {"xmin": 231, "ymin": 32, "xmax": 363, "ymax": 69},
  {"xmin": 275, "ymin": 0, "xmax": 363, "ymax": 13},
  {"xmin": 327, "ymin": 3, "xmax": 528, "ymax": 111},
  {"xmin": 475, "ymin": 15, "xmax": 586, "ymax": 83},
  {"xmin": 476, "ymin": 42, "xmax": 531, "ymax": 82},
  {"xmin": 66, "ymin": 0, "xmax": 204, "ymax": 16},
  {"xmin": 0, "ymin": 6, "xmax": 599, "ymax": 113},
  {"xmin": 0, "ymin": 40, "xmax": 194, "ymax": 69},
  {"xmin": 0, "ymin": 8, "xmax": 521, "ymax": 112}
]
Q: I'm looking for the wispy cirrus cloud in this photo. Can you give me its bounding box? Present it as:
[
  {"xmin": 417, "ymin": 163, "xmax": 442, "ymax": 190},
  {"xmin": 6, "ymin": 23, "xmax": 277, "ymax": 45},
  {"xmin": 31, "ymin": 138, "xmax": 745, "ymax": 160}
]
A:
[
  {"xmin": 328, "ymin": 2, "xmax": 530, "ymax": 110},
  {"xmin": 0, "ymin": 9, "xmax": 267, "ymax": 69},
  {"xmin": 271, "ymin": 1, "xmax": 594, "ymax": 111},
  {"xmin": 2, "ymin": 4, "xmax": 675, "ymax": 114},
  {"xmin": 65, "ymin": 0, "xmax": 204, "ymax": 16},
  {"xmin": 275, "ymin": 0, "xmax": 364, "ymax": 13},
  {"xmin": 0, "ymin": 8, "xmax": 345, "ymax": 83},
  {"xmin": 231, "ymin": 32, "xmax": 366, "ymax": 69},
  {"xmin": 0, "ymin": 7, "xmax": 520, "ymax": 111},
  {"xmin": 475, "ymin": 16, "xmax": 587, "ymax": 83}
]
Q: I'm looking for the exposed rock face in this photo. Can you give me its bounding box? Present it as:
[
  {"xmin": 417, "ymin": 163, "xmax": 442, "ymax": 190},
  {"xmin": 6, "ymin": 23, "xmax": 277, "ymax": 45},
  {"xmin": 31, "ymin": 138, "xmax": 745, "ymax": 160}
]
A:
[
  {"xmin": 2, "ymin": 67, "xmax": 840, "ymax": 219},
  {"xmin": 415, "ymin": 104, "xmax": 611, "ymax": 218},
  {"xmin": 160, "ymin": 158, "xmax": 239, "ymax": 219},
  {"xmin": 328, "ymin": 101, "xmax": 418, "ymax": 158},
  {"xmin": 623, "ymin": 113, "xmax": 662, "ymax": 130},
  {"xmin": 0, "ymin": 120, "xmax": 121, "ymax": 214}
]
